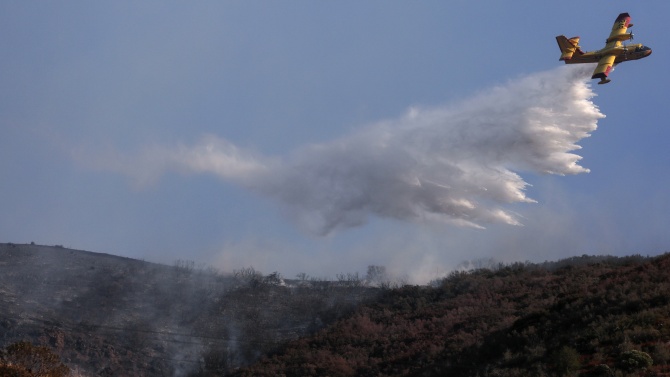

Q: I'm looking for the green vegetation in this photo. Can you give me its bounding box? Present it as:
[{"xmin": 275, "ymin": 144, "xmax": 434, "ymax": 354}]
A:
[
  {"xmin": 619, "ymin": 350, "xmax": 653, "ymax": 373},
  {"xmin": 551, "ymin": 346, "xmax": 581, "ymax": 376}
]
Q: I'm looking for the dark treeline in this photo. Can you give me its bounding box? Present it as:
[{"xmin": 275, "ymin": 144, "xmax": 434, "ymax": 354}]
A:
[{"xmin": 235, "ymin": 253, "xmax": 670, "ymax": 377}]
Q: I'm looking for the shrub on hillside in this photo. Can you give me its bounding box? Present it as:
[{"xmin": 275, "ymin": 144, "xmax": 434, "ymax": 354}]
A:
[
  {"xmin": 618, "ymin": 350, "xmax": 653, "ymax": 373},
  {"xmin": 0, "ymin": 341, "xmax": 69, "ymax": 377}
]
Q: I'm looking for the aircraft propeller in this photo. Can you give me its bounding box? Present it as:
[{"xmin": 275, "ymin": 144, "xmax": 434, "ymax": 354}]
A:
[{"xmin": 623, "ymin": 26, "xmax": 633, "ymax": 58}]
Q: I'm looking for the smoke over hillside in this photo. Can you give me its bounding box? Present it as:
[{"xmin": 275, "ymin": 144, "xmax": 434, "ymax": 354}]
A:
[{"xmin": 91, "ymin": 66, "xmax": 603, "ymax": 235}]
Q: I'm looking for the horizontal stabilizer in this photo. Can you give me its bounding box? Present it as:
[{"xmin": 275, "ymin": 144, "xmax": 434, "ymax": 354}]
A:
[{"xmin": 556, "ymin": 35, "xmax": 582, "ymax": 61}]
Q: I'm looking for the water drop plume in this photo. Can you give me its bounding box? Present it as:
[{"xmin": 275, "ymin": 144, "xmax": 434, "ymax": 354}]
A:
[{"xmin": 95, "ymin": 66, "xmax": 603, "ymax": 235}]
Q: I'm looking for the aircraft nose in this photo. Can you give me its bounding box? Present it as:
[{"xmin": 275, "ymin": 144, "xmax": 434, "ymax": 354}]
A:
[{"xmin": 647, "ymin": 48, "xmax": 652, "ymax": 56}]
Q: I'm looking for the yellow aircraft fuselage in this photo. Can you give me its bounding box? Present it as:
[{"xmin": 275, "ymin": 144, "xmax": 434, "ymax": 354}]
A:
[
  {"xmin": 563, "ymin": 43, "xmax": 652, "ymax": 65},
  {"xmin": 556, "ymin": 13, "xmax": 652, "ymax": 84}
]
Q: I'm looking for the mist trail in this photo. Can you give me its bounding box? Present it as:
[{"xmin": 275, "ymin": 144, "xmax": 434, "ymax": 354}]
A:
[{"xmin": 100, "ymin": 66, "xmax": 604, "ymax": 235}]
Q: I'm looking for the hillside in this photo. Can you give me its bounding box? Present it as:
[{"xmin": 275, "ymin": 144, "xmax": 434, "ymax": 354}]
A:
[
  {"xmin": 236, "ymin": 254, "xmax": 670, "ymax": 376},
  {"xmin": 3, "ymin": 243, "xmax": 670, "ymax": 376},
  {"xmin": 0, "ymin": 243, "xmax": 379, "ymax": 376}
]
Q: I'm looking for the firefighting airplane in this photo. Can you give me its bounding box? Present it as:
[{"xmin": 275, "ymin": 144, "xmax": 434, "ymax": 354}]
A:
[{"xmin": 556, "ymin": 13, "xmax": 652, "ymax": 84}]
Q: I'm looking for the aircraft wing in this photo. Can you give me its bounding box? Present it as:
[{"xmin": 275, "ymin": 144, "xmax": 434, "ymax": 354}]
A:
[
  {"xmin": 605, "ymin": 12, "xmax": 632, "ymax": 47},
  {"xmin": 591, "ymin": 54, "xmax": 617, "ymax": 82}
]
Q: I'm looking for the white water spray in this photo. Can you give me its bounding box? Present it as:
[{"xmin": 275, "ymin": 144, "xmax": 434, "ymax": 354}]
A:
[{"xmin": 88, "ymin": 66, "xmax": 603, "ymax": 235}]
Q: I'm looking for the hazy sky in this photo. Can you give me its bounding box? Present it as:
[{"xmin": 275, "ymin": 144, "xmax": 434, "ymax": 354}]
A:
[{"xmin": 2, "ymin": 1, "xmax": 669, "ymax": 282}]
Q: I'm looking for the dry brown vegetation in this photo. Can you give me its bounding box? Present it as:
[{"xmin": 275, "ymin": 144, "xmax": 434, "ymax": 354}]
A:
[
  {"xmin": 2, "ymin": 243, "xmax": 669, "ymax": 376},
  {"xmin": 236, "ymin": 254, "xmax": 670, "ymax": 377},
  {"xmin": 0, "ymin": 243, "xmax": 378, "ymax": 376}
]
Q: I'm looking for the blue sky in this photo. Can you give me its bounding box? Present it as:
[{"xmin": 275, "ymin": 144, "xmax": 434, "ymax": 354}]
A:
[{"xmin": 2, "ymin": 2, "xmax": 669, "ymax": 282}]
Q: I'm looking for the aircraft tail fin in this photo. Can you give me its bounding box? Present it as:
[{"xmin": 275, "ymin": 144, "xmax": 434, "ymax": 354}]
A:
[{"xmin": 556, "ymin": 35, "xmax": 583, "ymax": 62}]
